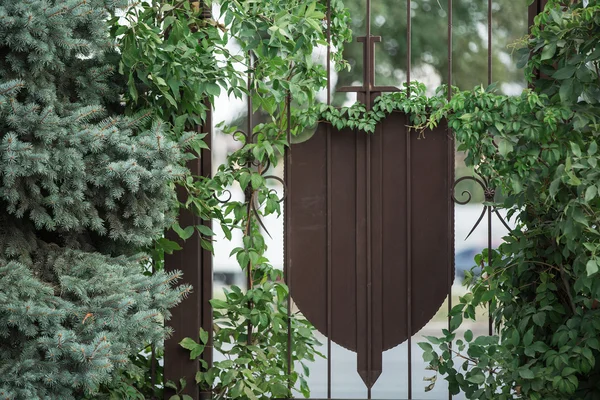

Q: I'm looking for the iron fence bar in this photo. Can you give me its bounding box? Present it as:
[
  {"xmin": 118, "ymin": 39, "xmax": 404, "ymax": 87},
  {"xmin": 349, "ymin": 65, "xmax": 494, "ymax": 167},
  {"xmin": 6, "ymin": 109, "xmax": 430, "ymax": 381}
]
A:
[
  {"xmin": 405, "ymin": 0, "xmax": 413, "ymax": 398},
  {"xmin": 200, "ymin": 94, "xmax": 214, "ymax": 400},
  {"xmin": 487, "ymin": 0, "xmax": 493, "ymax": 338},
  {"xmin": 247, "ymin": 51, "xmax": 254, "ymax": 346},
  {"xmin": 488, "ymin": 0, "xmax": 493, "ymax": 86},
  {"xmin": 326, "ymin": 67, "xmax": 334, "ymax": 400},
  {"xmin": 446, "ymin": 0, "xmax": 453, "ymax": 399},
  {"xmin": 355, "ymin": 125, "xmax": 361, "ymax": 398},
  {"xmin": 326, "ymin": 1, "xmax": 333, "ymax": 398},
  {"xmin": 151, "ymin": 261, "xmax": 157, "ymax": 400},
  {"xmin": 285, "ymin": 91, "xmax": 293, "ymax": 390}
]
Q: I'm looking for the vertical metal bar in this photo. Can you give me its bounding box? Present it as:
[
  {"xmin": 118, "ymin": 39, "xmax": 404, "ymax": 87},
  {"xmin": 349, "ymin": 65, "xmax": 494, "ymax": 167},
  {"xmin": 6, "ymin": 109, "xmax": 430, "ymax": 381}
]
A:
[
  {"xmin": 406, "ymin": 0, "xmax": 412, "ymax": 89},
  {"xmin": 447, "ymin": 1, "xmax": 453, "ymax": 399},
  {"xmin": 200, "ymin": 3, "xmax": 214, "ymax": 383},
  {"xmin": 285, "ymin": 92, "xmax": 293, "ymax": 390},
  {"xmin": 366, "ymin": 2, "xmax": 373, "ymax": 397},
  {"xmin": 151, "ymin": 345, "xmax": 156, "ymax": 399},
  {"xmin": 326, "ymin": 2, "xmax": 332, "ymax": 399},
  {"xmin": 200, "ymin": 98, "xmax": 214, "ymax": 400},
  {"xmin": 151, "ymin": 262, "xmax": 157, "ymax": 400},
  {"xmin": 327, "ymin": 0, "xmax": 332, "ymax": 107},
  {"xmin": 487, "ymin": 0, "xmax": 492, "ymax": 85},
  {"xmin": 488, "ymin": 207, "xmax": 493, "ymax": 336},
  {"xmin": 326, "ymin": 75, "xmax": 333, "ymax": 400},
  {"xmin": 365, "ymin": 0, "xmax": 372, "ymax": 107},
  {"xmin": 406, "ymin": 1, "xmax": 413, "ymax": 398},
  {"xmin": 366, "ymin": 142, "xmax": 372, "ymax": 399},
  {"xmin": 246, "ymin": 51, "xmax": 253, "ymax": 346},
  {"xmin": 487, "ymin": 0, "xmax": 493, "ymax": 338},
  {"xmin": 355, "ymin": 129, "xmax": 361, "ymax": 396}
]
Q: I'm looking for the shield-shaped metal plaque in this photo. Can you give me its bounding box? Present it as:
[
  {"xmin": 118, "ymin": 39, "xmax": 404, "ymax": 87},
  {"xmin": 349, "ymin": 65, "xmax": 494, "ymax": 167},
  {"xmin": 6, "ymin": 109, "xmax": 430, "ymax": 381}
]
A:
[{"xmin": 284, "ymin": 113, "xmax": 454, "ymax": 388}]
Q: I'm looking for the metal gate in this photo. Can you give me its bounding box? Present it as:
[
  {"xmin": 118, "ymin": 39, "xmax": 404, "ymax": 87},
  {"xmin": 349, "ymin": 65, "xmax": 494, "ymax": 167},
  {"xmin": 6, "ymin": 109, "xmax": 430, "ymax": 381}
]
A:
[{"xmin": 164, "ymin": 1, "xmax": 549, "ymax": 399}]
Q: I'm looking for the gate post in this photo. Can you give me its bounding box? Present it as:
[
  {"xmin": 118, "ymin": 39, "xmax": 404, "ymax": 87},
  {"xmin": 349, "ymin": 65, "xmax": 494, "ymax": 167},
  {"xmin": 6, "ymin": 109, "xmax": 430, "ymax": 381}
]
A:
[
  {"xmin": 528, "ymin": 0, "xmax": 548, "ymax": 29},
  {"xmin": 164, "ymin": 109, "xmax": 213, "ymax": 400},
  {"xmin": 164, "ymin": 3, "xmax": 213, "ymax": 399}
]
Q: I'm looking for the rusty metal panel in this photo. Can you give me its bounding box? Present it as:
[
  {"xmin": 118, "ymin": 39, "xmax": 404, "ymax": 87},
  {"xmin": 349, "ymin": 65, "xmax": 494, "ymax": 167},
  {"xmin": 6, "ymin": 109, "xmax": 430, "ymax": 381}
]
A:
[{"xmin": 286, "ymin": 115, "xmax": 453, "ymax": 389}]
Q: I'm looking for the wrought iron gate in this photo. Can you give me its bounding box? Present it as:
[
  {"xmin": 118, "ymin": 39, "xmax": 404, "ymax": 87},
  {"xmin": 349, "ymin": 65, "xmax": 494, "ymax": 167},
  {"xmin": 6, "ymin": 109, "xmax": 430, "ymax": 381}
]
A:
[{"xmin": 163, "ymin": 1, "xmax": 549, "ymax": 399}]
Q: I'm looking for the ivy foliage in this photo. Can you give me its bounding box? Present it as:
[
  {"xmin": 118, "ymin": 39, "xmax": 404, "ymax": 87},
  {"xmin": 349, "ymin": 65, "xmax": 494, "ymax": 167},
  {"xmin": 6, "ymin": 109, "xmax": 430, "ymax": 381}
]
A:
[
  {"xmin": 293, "ymin": 1, "xmax": 600, "ymax": 398},
  {"xmin": 420, "ymin": 2, "xmax": 600, "ymax": 399},
  {"xmin": 111, "ymin": 0, "xmax": 351, "ymax": 399},
  {"xmin": 111, "ymin": 0, "xmax": 600, "ymax": 398}
]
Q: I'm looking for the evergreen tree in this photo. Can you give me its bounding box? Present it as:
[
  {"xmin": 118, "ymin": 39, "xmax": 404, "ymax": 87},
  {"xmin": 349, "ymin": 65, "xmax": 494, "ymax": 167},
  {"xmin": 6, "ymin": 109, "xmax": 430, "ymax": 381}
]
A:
[{"xmin": 0, "ymin": 1, "xmax": 191, "ymax": 398}]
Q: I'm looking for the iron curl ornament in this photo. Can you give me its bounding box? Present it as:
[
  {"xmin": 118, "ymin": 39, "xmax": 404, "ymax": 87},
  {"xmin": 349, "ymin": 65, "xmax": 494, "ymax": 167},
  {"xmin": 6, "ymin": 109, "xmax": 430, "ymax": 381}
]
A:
[{"xmin": 452, "ymin": 175, "xmax": 511, "ymax": 240}]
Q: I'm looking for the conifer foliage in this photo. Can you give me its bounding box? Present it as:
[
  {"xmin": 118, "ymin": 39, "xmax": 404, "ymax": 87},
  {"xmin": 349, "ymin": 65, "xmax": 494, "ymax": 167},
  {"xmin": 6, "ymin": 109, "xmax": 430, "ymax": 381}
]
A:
[{"xmin": 0, "ymin": 1, "xmax": 191, "ymax": 398}]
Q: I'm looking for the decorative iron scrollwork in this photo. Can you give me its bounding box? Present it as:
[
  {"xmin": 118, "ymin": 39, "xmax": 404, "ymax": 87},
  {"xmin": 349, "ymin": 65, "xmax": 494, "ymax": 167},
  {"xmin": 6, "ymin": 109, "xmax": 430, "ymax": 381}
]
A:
[{"xmin": 452, "ymin": 175, "xmax": 511, "ymax": 240}]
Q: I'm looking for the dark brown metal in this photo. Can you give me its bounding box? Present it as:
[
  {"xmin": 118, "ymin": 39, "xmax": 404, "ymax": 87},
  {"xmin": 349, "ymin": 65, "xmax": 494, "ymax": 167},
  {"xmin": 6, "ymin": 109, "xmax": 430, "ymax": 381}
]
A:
[
  {"xmin": 247, "ymin": 51, "xmax": 254, "ymax": 346},
  {"xmin": 151, "ymin": 262, "xmax": 157, "ymax": 400},
  {"xmin": 326, "ymin": 1, "xmax": 333, "ymax": 398},
  {"xmin": 406, "ymin": 1, "xmax": 413, "ymax": 398},
  {"xmin": 407, "ymin": 0, "xmax": 412, "ymax": 90},
  {"xmin": 164, "ymin": 92, "xmax": 213, "ymax": 400},
  {"xmin": 447, "ymin": 1, "xmax": 453, "ymax": 399},
  {"xmin": 199, "ymin": 102, "xmax": 214, "ymax": 400},
  {"xmin": 488, "ymin": 0, "xmax": 492, "ymax": 86},
  {"xmin": 337, "ymin": 0, "xmax": 399, "ymax": 112},
  {"xmin": 285, "ymin": 91, "xmax": 293, "ymax": 389},
  {"xmin": 287, "ymin": 114, "xmax": 453, "ymax": 389},
  {"xmin": 164, "ymin": 3, "xmax": 213, "ymax": 395},
  {"xmin": 487, "ymin": 0, "xmax": 494, "ymax": 338},
  {"xmin": 528, "ymin": 0, "xmax": 548, "ymax": 86}
]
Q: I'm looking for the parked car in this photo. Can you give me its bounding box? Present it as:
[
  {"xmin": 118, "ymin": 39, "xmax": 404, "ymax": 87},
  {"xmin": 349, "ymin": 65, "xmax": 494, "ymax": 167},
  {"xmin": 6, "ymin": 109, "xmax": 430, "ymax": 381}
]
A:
[{"xmin": 454, "ymin": 247, "xmax": 482, "ymax": 282}]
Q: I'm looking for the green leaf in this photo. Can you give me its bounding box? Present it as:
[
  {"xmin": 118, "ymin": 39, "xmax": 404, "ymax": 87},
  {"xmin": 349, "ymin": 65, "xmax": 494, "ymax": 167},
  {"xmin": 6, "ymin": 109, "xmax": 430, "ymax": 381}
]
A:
[
  {"xmin": 418, "ymin": 342, "xmax": 433, "ymax": 352},
  {"xmin": 251, "ymin": 173, "xmax": 263, "ymax": 190},
  {"xmin": 196, "ymin": 224, "xmax": 215, "ymax": 237},
  {"xmin": 179, "ymin": 338, "xmax": 199, "ymax": 351},
  {"xmin": 173, "ymin": 223, "xmax": 195, "ymax": 240},
  {"xmin": 559, "ymin": 78, "xmax": 574, "ymax": 103},
  {"xmin": 464, "ymin": 330, "xmax": 473, "ymax": 342},
  {"xmin": 467, "ymin": 371, "xmax": 485, "ymax": 384},
  {"xmin": 570, "ymin": 142, "xmax": 582, "ymax": 158},
  {"xmin": 524, "ymin": 328, "xmax": 534, "ymax": 347},
  {"xmin": 498, "ymin": 138, "xmax": 514, "ymax": 157},
  {"xmin": 519, "ymin": 368, "xmax": 535, "ymax": 379},
  {"xmin": 585, "ymin": 186, "xmax": 597, "ymax": 202},
  {"xmin": 156, "ymin": 238, "xmax": 182, "ymax": 254},
  {"xmin": 541, "ymin": 42, "xmax": 557, "ymax": 61},
  {"xmin": 206, "ymin": 83, "xmax": 221, "ymax": 97},
  {"xmin": 189, "ymin": 344, "xmax": 205, "ymax": 359},
  {"xmin": 200, "ymin": 329, "xmax": 209, "ymax": 344},
  {"xmin": 270, "ymin": 382, "xmax": 289, "ymax": 397},
  {"xmin": 586, "ymin": 259, "xmax": 598, "ymax": 276},
  {"xmin": 243, "ymin": 386, "xmax": 259, "ymax": 400},
  {"xmin": 210, "ymin": 299, "xmax": 229, "ymax": 309},
  {"xmin": 553, "ymin": 65, "xmax": 576, "ymax": 80},
  {"xmin": 550, "ymin": 178, "xmax": 561, "ymax": 198},
  {"xmin": 532, "ymin": 313, "xmax": 546, "ymax": 327}
]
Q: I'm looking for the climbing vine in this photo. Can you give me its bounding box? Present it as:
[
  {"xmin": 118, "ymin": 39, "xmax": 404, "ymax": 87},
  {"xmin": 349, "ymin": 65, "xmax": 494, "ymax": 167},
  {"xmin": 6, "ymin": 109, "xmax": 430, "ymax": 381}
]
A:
[
  {"xmin": 300, "ymin": 2, "xmax": 600, "ymax": 399},
  {"xmin": 108, "ymin": 0, "xmax": 351, "ymax": 399},
  {"xmin": 106, "ymin": 0, "xmax": 600, "ymax": 399}
]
